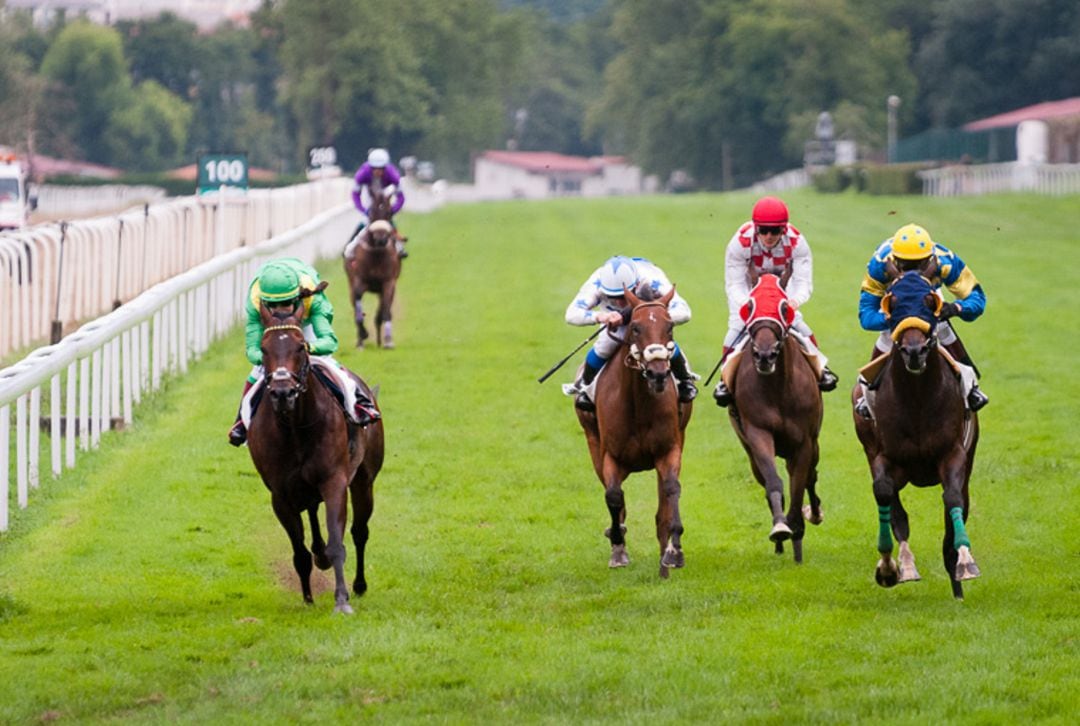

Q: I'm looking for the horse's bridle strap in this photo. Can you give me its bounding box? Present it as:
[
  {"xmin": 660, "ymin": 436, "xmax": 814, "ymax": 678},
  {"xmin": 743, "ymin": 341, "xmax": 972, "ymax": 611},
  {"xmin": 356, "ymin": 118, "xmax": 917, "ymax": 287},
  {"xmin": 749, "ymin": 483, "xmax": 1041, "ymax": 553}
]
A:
[{"xmin": 264, "ymin": 324, "xmax": 304, "ymax": 335}]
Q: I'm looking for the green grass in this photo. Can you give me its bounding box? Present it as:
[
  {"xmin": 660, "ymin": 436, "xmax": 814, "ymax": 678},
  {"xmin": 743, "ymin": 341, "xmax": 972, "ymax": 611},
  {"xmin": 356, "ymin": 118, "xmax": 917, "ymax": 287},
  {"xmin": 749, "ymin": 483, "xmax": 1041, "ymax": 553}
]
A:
[{"xmin": 1, "ymin": 189, "xmax": 1077, "ymax": 723}]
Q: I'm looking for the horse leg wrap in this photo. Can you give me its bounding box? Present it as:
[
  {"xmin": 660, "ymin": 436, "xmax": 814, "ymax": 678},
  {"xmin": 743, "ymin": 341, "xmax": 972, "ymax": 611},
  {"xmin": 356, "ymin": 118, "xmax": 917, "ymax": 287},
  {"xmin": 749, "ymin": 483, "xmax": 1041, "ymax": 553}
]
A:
[
  {"xmin": 949, "ymin": 506, "xmax": 971, "ymax": 549},
  {"xmin": 878, "ymin": 504, "xmax": 893, "ymax": 552}
]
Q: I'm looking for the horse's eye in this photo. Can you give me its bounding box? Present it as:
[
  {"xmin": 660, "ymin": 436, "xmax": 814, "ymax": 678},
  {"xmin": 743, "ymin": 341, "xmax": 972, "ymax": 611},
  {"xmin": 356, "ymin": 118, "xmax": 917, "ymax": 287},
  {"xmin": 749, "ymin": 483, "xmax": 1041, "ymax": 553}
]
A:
[{"xmin": 630, "ymin": 324, "xmax": 641, "ymax": 336}]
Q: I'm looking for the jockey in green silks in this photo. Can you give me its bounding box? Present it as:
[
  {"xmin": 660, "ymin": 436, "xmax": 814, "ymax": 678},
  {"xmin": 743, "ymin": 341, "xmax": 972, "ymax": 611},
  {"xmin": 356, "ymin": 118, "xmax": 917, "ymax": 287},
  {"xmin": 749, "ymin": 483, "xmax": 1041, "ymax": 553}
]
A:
[{"xmin": 227, "ymin": 257, "xmax": 380, "ymax": 446}]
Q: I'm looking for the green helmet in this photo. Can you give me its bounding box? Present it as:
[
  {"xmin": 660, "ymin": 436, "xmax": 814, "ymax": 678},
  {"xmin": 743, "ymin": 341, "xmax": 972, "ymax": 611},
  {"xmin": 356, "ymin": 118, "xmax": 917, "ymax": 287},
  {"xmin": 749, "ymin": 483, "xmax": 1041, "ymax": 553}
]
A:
[{"xmin": 258, "ymin": 262, "xmax": 301, "ymax": 303}]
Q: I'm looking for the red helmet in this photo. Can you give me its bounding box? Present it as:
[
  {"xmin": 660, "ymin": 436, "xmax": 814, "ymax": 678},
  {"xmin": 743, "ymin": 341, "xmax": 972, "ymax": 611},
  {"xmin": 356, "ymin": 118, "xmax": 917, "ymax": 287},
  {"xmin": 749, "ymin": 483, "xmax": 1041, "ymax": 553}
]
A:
[{"xmin": 751, "ymin": 197, "xmax": 789, "ymax": 225}]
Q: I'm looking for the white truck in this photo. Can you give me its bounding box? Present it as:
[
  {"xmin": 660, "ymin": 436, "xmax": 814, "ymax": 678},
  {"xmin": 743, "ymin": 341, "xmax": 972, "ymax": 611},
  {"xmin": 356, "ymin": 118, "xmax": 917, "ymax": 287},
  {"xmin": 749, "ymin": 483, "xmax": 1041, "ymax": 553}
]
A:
[{"xmin": 0, "ymin": 153, "xmax": 33, "ymax": 230}]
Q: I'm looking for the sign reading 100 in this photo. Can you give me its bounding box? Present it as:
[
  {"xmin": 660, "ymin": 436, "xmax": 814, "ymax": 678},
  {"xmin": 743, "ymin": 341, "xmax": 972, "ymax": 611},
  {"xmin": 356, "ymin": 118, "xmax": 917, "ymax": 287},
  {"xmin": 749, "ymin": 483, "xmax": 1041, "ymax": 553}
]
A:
[{"xmin": 197, "ymin": 153, "xmax": 248, "ymax": 194}]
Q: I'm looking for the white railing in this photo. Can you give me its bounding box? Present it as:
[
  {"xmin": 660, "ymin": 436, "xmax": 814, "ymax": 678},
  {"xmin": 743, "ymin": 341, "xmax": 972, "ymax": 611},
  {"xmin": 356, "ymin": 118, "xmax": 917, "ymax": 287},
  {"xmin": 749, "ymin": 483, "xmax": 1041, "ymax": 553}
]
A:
[
  {"xmin": 0, "ymin": 203, "xmax": 355, "ymax": 531},
  {"xmin": 31, "ymin": 183, "xmax": 168, "ymax": 218},
  {"xmin": 0, "ymin": 177, "xmax": 353, "ymax": 359},
  {"xmin": 918, "ymin": 162, "xmax": 1080, "ymax": 196}
]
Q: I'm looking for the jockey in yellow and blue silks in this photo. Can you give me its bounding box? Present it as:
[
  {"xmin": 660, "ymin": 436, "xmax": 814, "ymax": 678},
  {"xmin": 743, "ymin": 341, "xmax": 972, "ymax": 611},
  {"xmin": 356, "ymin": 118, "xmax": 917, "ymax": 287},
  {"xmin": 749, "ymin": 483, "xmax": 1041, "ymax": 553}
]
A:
[
  {"xmin": 563, "ymin": 255, "xmax": 698, "ymax": 412},
  {"xmin": 227, "ymin": 257, "xmax": 380, "ymax": 446},
  {"xmin": 856, "ymin": 223, "xmax": 989, "ymax": 417}
]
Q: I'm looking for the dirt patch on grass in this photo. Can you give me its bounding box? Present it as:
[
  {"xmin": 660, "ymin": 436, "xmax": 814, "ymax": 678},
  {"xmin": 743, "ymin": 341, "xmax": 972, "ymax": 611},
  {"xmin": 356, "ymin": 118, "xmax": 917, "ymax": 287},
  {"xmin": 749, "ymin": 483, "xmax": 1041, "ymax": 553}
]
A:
[{"xmin": 272, "ymin": 559, "xmax": 335, "ymax": 596}]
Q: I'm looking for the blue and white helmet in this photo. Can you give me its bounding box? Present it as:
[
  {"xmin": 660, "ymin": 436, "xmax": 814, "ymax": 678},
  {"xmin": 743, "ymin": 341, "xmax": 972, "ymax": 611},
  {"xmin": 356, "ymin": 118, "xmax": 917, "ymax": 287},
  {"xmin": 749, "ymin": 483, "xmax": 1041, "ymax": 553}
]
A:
[
  {"xmin": 597, "ymin": 256, "xmax": 639, "ymax": 296},
  {"xmin": 368, "ymin": 148, "xmax": 390, "ymax": 168}
]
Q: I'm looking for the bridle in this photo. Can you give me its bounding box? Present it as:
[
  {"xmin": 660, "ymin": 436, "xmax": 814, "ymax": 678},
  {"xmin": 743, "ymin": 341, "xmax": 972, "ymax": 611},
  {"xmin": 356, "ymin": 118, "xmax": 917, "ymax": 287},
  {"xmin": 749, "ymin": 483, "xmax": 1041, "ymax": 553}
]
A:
[
  {"xmin": 624, "ymin": 301, "xmax": 675, "ymax": 372},
  {"xmin": 263, "ymin": 324, "xmax": 310, "ymax": 394}
]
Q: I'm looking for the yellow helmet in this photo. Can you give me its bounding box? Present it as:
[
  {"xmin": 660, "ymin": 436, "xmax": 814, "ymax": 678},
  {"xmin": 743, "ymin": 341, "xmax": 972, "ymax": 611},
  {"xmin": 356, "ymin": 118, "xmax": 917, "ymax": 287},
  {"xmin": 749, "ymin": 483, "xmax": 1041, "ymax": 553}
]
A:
[{"xmin": 891, "ymin": 223, "xmax": 935, "ymax": 260}]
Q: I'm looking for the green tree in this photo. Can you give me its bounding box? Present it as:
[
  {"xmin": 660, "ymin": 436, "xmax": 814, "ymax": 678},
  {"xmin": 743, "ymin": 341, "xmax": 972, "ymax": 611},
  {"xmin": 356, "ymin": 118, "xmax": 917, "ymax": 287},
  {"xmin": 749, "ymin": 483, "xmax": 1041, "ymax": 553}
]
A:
[
  {"xmin": 116, "ymin": 12, "xmax": 200, "ymax": 98},
  {"xmin": 104, "ymin": 80, "xmax": 192, "ymax": 171}
]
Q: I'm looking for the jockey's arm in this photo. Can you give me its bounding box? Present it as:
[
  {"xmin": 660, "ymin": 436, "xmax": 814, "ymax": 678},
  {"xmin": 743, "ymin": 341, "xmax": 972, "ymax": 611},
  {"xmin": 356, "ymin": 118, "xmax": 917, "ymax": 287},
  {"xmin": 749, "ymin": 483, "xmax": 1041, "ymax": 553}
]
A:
[
  {"xmin": 244, "ymin": 306, "xmax": 265, "ymax": 366},
  {"xmin": 351, "ymin": 184, "xmax": 367, "ymax": 214},
  {"xmin": 786, "ymin": 239, "xmax": 813, "ymax": 307},
  {"xmin": 858, "ymin": 289, "xmax": 889, "ymax": 331},
  {"xmin": 939, "ymin": 252, "xmax": 986, "ymax": 322},
  {"xmin": 565, "ymin": 274, "xmax": 604, "ymax": 326},
  {"xmin": 724, "ymin": 234, "xmax": 752, "ymax": 310},
  {"xmin": 391, "ymin": 187, "xmax": 405, "ymax": 214},
  {"xmin": 305, "ymin": 296, "xmax": 340, "ymax": 356}
]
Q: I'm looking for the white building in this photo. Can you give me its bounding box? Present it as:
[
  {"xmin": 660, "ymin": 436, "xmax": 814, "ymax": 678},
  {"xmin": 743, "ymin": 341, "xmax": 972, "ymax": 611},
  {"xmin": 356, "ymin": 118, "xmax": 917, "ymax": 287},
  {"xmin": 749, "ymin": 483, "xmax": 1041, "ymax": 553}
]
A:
[
  {"xmin": 472, "ymin": 151, "xmax": 650, "ymax": 200},
  {"xmin": 4, "ymin": 0, "xmax": 262, "ymax": 29}
]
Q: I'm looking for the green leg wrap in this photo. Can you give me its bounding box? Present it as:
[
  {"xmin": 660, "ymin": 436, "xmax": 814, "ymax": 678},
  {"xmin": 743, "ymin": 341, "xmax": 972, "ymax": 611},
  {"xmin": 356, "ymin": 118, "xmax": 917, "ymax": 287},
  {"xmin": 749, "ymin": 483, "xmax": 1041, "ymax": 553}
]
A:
[
  {"xmin": 949, "ymin": 506, "xmax": 971, "ymax": 549},
  {"xmin": 877, "ymin": 504, "xmax": 893, "ymax": 553}
]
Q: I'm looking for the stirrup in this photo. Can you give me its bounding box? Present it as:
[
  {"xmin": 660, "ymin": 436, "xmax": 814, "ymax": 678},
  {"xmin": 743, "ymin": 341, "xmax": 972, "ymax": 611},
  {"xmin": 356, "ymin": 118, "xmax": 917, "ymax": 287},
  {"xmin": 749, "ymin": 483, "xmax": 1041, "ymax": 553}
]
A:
[
  {"xmin": 575, "ymin": 392, "xmax": 596, "ymax": 412},
  {"xmin": 228, "ymin": 421, "xmax": 247, "ymax": 447},
  {"xmin": 677, "ymin": 380, "xmax": 698, "ymax": 403},
  {"xmin": 819, "ymin": 367, "xmax": 839, "ymax": 392},
  {"xmin": 855, "ymin": 396, "xmax": 872, "ymax": 421},
  {"xmin": 712, "ymin": 382, "xmax": 732, "ymax": 408},
  {"xmin": 354, "ymin": 405, "xmax": 381, "ymax": 427},
  {"xmin": 967, "ymin": 387, "xmax": 989, "ymax": 412}
]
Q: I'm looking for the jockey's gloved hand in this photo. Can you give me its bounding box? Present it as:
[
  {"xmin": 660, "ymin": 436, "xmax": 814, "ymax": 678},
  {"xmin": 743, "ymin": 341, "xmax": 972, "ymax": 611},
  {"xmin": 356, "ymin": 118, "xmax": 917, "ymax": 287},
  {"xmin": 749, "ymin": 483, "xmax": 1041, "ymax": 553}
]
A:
[
  {"xmin": 620, "ymin": 308, "xmax": 633, "ymax": 326},
  {"xmin": 938, "ymin": 302, "xmax": 961, "ymax": 320}
]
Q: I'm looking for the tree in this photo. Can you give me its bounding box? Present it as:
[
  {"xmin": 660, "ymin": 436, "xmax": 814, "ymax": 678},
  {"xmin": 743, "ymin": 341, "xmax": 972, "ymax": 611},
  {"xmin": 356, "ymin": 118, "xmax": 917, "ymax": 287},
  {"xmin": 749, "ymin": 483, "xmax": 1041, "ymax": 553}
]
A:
[{"xmin": 104, "ymin": 81, "xmax": 192, "ymax": 171}]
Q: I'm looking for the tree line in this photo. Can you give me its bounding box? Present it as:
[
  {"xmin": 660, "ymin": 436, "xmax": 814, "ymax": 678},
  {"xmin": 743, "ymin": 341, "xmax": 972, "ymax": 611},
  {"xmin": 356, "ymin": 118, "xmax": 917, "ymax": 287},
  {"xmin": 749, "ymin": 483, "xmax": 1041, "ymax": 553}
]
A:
[{"xmin": 0, "ymin": 0, "xmax": 1077, "ymax": 188}]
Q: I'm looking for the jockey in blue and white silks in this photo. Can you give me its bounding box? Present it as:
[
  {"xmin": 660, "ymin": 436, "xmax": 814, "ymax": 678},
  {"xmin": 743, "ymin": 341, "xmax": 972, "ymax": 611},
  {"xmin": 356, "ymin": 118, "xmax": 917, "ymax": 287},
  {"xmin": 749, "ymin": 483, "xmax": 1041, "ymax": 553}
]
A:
[
  {"xmin": 564, "ymin": 255, "xmax": 697, "ymax": 411},
  {"xmin": 855, "ymin": 223, "xmax": 989, "ymax": 418}
]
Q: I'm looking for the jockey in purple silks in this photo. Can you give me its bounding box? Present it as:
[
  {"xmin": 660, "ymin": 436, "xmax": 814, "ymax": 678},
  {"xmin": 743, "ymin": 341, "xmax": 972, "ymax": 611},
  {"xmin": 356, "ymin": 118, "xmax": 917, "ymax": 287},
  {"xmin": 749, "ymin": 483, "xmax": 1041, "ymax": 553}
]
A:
[{"xmin": 345, "ymin": 147, "xmax": 407, "ymax": 259}]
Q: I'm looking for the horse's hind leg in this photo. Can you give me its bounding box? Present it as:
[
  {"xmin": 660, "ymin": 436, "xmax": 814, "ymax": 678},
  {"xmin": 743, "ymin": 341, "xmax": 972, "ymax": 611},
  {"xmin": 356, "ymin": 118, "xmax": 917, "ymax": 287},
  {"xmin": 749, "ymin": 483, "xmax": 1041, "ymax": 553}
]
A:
[
  {"xmin": 272, "ymin": 496, "xmax": 314, "ymax": 604},
  {"xmin": 890, "ymin": 495, "xmax": 920, "ymax": 583},
  {"xmin": 655, "ymin": 453, "xmax": 685, "ymax": 578},
  {"xmin": 352, "ymin": 288, "xmax": 369, "ymax": 347},
  {"xmin": 349, "ymin": 471, "xmax": 375, "ymax": 597},
  {"xmin": 801, "ymin": 442, "xmax": 824, "ymax": 526},
  {"xmin": 320, "ymin": 477, "xmax": 354, "ymax": 614},
  {"xmin": 377, "ymin": 281, "xmax": 396, "ymax": 349},
  {"xmin": 745, "ymin": 430, "xmax": 790, "ymax": 545},
  {"xmin": 784, "ymin": 447, "xmax": 815, "ymax": 564},
  {"xmin": 308, "ymin": 506, "xmax": 332, "ymax": 570}
]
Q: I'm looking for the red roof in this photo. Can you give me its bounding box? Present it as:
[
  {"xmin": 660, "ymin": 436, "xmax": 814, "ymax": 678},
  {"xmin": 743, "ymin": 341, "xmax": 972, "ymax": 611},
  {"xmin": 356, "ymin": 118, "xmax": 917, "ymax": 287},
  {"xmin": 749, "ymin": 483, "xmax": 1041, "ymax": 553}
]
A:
[
  {"xmin": 480, "ymin": 151, "xmax": 602, "ymax": 174},
  {"xmin": 963, "ymin": 97, "xmax": 1080, "ymax": 131}
]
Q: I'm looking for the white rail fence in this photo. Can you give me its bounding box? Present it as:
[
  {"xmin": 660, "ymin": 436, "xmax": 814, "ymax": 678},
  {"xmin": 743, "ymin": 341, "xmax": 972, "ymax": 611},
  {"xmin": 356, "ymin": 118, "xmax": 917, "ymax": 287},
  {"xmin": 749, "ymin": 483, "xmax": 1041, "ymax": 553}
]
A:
[
  {"xmin": 31, "ymin": 183, "xmax": 169, "ymax": 218},
  {"xmin": 0, "ymin": 177, "xmax": 352, "ymax": 359},
  {"xmin": 0, "ymin": 203, "xmax": 355, "ymax": 531},
  {"xmin": 918, "ymin": 162, "xmax": 1080, "ymax": 196}
]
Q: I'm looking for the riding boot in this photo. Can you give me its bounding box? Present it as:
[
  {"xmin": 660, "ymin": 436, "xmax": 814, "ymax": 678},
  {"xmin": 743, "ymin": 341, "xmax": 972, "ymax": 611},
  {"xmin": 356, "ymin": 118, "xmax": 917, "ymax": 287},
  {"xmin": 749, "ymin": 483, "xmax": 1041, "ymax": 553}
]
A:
[
  {"xmin": 819, "ymin": 366, "xmax": 839, "ymax": 391},
  {"xmin": 228, "ymin": 380, "xmax": 254, "ymax": 446},
  {"xmin": 943, "ymin": 340, "xmax": 989, "ymax": 411},
  {"xmin": 396, "ymin": 239, "xmax": 409, "ymax": 260},
  {"xmin": 353, "ymin": 390, "xmax": 382, "ymax": 427},
  {"xmin": 574, "ymin": 360, "xmax": 602, "ymax": 412},
  {"xmin": 712, "ymin": 347, "xmax": 734, "ymax": 408},
  {"xmin": 669, "ymin": 352, "xmax": 698, "ymax": 403},
  {"xmin": 855, "ymin": 378, "xmax": 873, "ymax": 420}
]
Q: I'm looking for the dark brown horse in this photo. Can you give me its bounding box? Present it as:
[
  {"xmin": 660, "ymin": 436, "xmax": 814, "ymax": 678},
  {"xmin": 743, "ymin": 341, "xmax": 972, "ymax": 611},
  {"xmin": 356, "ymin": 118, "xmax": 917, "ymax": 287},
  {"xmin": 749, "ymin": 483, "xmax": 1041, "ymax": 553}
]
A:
[
  {"xmin": 247, "ymin": 299, "xmax": 384, "ymax": 613},
  {"xmin": 344, "ymin": 193, "xmax": 401, "ymax": 348},
  {"xmin": 852, "ymin": 271, "xmax": 980, "ymax": 599},
  {"xmin": 726, "ymin": 274, "xmax": 823, "ymax": 562},
  {"xmin": 575, "ymin": 286, "xmax": 692, "ymax": 578}
]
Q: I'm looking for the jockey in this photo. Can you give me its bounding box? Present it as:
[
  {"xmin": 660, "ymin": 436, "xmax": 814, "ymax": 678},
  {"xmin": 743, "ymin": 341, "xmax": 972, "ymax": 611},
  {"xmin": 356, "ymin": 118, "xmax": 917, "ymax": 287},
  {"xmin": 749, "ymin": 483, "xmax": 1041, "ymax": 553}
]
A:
[
  {"xmin": 856, "ymin": 222, "xmax": 989, "ymax": 418},
  {"xmin": 713, "ymin": 196, "xmax": 838, "ymax": 407},
  {"xmin": 227, "ymin": 258, "xmax": 381, "ymax": 447},
  {"xmin": 346, "ymin": 147, "xmax": 406, "ymax": 260},
  {"xmin": 564, "ymin": 255, "xmax": 697, "ymax": 412}
]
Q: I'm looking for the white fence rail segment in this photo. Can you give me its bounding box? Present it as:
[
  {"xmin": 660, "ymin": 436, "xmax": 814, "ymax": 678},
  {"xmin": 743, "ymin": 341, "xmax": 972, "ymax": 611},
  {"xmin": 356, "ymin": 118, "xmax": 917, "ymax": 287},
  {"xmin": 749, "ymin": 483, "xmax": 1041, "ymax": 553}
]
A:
[
  {"xmin": 0, "ymin": 203, "xmax": 356, "ymax": 532},
  {"xmin": 918, "ymin": 162, "xmax": 1080, "ymax": 196},
  {"xmin": 32, "ymin": 184, "xmax": 168, "ymax": 218},
  {"xmin": 0, "ymin": 177, "xmax": 353, "ymax": 360}
]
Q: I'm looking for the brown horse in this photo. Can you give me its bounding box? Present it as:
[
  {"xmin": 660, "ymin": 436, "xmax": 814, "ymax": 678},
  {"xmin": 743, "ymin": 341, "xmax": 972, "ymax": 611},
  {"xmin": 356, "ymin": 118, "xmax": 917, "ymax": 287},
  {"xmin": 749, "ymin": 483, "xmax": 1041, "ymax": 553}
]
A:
[
  {"xmin": 246, "ymin": 300, "xmax": 384, "ymax": 613},
  {"xmin": 852, "ymin": 270, "xmax": 980, "ymax": 599},
  {"xmin": 726, "ymin": 274, "xmax": 823, "ymax": 563},
  {"xmin": 345, "ymin": 194, "xmax": 401, "ymax": 348},
  {"xmin": 575, "ymin": 286, "xmax": 692, "ymax": 578}
]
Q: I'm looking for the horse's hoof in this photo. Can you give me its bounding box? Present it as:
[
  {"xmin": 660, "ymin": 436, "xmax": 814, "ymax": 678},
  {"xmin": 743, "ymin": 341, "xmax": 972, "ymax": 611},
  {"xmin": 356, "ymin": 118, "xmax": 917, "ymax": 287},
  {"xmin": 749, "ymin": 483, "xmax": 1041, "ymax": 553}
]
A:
[
  {"xmin": 661, "ymin": 548, "xmax": 684, "ymax": 569},
  {"xmin": 382, "ymin": 342, "xmax": 395, "ymax": 350},
  {"xmin": 769, "ymin": 522, "xmax": 792, "ymax": 543},
  {"xmin": 659, "ymin": 564, "xmax": 669, "ymax": 579},
  {"xmin": 898, "ymin": 565, "xmax": 922, "ymax": 583},
  {"xmin": 333, "ymin": 602, "xmax": 355, "ymax": 615},
  {"xmin": 955, "ymin": 546, "xmax": 980, "ymax": 581},
  {"xmin": 609, "ymin": 544, "xmax": 629, "ymax": 568},
  {"xmin": 875, "ymin": 558, "xmax": 900, "ymax": 588},
  {"xmin": 353, "ymin": 579, "xmax": 367, "ymax": 596},
  {"xmin": 802, "ymin": 504, "xmax": 824, "ymax": 525}
]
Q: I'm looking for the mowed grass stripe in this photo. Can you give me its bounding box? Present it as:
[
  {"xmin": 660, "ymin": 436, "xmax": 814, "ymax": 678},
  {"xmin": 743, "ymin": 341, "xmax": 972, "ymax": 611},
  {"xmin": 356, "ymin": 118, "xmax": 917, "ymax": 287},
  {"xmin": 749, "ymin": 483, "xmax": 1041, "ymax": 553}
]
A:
[{"xmin": 1, "ymin": 190, "xmax": 1076, "ymax": 722}]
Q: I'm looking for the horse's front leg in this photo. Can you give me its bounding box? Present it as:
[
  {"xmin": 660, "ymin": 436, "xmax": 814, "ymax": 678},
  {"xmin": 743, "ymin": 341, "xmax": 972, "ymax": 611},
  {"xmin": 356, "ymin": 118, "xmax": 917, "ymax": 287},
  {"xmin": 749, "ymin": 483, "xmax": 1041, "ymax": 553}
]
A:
[
  {"xmin": 784, "ymin": 441, "xmax": 817, "ymax": 564},
  {"xmin": 377, "ymin": 280, "xmax": 396, "ymax": 349},
  {"xmin": 889, "ymin": 495, "xmax": 920, "ymax": 583},
  {"xmin": 801, "ymin": 440, "xmax": 824, "ymax": 526},
  {"xmin": 308, "ymin": 506, "xmax": 331, "ymax": 570},
  {"xmin": 872, "ymin": 457, "xmax": 902, "ymax": 588},
  {"xmin": 941, "ymin": 449, "xmax": 979, "ymax": 598},
  {"xmin": 349, "ymin": 469, "xmax": 375, "ymax": 597},
  {"xmin": 601, "ymin": 454, "xmax": 629, "ymax": 568},
  {"xmin": 320, "ymin": 475, "xmax": 354, "ymax": 614},
  {"xmin": 271, "ymin": 495, "xmax": 314, "ymax": 604},
  {"xmin": 745, "ymin": 427, "xmax": 789, "ymax": 543},
  {"xmin": 351, "ymin": 285, "xmax": 369, "ymax": 347},
  {"xmin": 655, "ymin": 448, "xmax": 685, "ymax": 578}
]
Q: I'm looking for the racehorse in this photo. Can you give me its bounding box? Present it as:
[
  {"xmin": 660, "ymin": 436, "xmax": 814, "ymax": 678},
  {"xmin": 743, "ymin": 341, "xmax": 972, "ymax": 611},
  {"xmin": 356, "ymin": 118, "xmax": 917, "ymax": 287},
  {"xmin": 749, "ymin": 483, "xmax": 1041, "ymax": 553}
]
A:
[
  {"xmin": 852, "ymin": 270, "xmax": 980, "ymax": 599},
  {"xmin": 246, "ymin": 299, "xmax": 384, "ymax": 613},
  {"xmin": 726, "ymin": 273, "xmax": 823, "ymax": 562},
  {"xmin": 575, "ymin": 286, "xmax": 692, "ymax": 578},
  {"xmin": 344, "ymin": 191, "xmax": 401, "ymax": 348}
]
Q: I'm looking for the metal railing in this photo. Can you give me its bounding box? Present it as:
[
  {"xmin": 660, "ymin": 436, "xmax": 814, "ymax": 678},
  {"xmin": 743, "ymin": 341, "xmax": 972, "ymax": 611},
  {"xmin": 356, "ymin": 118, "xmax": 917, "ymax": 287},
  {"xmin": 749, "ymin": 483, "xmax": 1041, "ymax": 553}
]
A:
[{"xmin": 918, "ymin": 162, "xmax": 1080, "ymax": 196}]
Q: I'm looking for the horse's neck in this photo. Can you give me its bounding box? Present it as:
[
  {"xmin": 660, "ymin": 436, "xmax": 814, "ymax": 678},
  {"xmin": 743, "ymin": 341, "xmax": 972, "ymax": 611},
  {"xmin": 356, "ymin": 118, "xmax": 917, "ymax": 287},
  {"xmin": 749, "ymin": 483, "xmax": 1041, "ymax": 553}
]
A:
[{"xmin": 885, "ymin": 349, "xmax": 954, "ymax": 399}]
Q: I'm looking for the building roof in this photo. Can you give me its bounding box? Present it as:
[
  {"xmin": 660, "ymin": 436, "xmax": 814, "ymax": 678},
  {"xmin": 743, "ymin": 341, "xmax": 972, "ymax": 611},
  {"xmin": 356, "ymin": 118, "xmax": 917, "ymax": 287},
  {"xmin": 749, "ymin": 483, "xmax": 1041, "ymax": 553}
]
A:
[
  {"xmin": 963, "ymin": 97, "xmax": 1080, "ymax": 131},
  {"xmin": 479, "ymin": 151, "xmax": 603, "ymax": 174}
]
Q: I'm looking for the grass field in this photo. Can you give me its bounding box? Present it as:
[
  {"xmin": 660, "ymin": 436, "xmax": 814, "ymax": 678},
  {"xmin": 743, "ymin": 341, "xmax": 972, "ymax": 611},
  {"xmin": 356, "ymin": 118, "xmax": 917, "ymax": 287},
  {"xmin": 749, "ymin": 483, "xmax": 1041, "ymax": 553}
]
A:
[{"xmin": 1, "ymin": 189, "xmax": 1077, "ymax": 723}]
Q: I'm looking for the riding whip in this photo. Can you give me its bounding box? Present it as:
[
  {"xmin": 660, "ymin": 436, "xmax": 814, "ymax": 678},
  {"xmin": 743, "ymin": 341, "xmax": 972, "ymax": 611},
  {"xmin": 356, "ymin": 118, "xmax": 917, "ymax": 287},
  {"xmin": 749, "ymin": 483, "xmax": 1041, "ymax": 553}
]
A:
[
  {"xmin": 537, "ymin": 327, "xmax": 603, "ymax": 383},
  {"xmin": 703, "ymin": 328, "xmax": 748, "ymax": 387}
]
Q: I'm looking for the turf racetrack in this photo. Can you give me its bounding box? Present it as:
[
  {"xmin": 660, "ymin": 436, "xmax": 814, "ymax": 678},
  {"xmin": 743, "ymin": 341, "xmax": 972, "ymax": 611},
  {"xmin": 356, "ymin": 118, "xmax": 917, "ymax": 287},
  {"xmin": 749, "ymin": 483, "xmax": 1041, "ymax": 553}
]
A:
[{"xmin": 1, "ymin": 189, "xmax": 1076, "ymax": 722}]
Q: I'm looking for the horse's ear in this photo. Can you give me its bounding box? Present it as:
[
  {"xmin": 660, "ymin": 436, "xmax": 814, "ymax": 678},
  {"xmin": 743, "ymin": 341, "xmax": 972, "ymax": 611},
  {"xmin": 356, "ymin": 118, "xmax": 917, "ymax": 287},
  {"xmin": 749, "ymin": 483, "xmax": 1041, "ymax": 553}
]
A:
[
  {"xmin": 780, "ymin": 262, "xmax": 793, "ymax": 289},
  {"xmin": 921, "ymin": 254, "xmax": 939, "ymax": 280},
  {"xmin": 923, "ymin": 292, "xmax": 943, "ymax": 316},
  {"xmin": 659, "ymin": 285, "xmax": 675, "ymax": 307},
  {"xmin": 779, "ymin": 300, "xmax": 795, "ymax": 326},
  {"xmin": 624, "ymin": 285, "xmax": 642, "ymax": 307},
  {"xmin": 881, "ymin": 292, "xmax": 893, "ymax": 319},
  {"xmin": 258, "ymin": 300, "xmax": 274, "ymax": 325},
  {"xmin": 884, "ymin": 258, "xmax": 901, "ymax": 282},
  {"xmin": 739, "ymin": 298, "xmax": 755, "ymax": 324}
]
